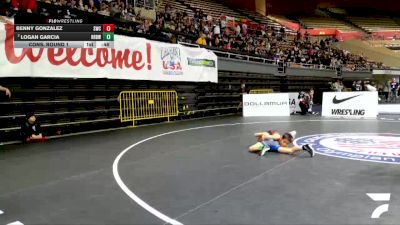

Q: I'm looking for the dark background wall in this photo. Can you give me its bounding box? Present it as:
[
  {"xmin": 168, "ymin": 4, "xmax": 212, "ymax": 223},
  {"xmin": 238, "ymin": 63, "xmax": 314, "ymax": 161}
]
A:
[{"xmin": 224, "ymin": 0, "xmax": 256, "ymax": 11}]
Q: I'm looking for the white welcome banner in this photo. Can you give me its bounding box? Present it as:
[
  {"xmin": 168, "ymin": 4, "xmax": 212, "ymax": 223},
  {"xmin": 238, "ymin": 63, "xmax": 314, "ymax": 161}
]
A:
[{"xmin": 0, "ymin": 22, "xmax": 218, "ymax": 82}]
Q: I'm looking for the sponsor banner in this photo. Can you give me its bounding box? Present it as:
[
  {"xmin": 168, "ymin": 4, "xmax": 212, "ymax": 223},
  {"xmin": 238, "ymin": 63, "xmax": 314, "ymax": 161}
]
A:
[
  {"xmin": 300, "ymin": 28, "xmax": 337, "ymax": 36},
  {"xmin": 299, "ymin": 27, "xmax": 362, "ymax": 41},
  {"xmin": 289, "ymin": 92, "xmax": 301, "ymax": 114},
  {"xmin": 0, "ymin": 22, "xmax": 218, "ymax": 82},
  {"xmin": 378, "ymin": 104, "xmax": 400, "ymax": 114},
  {"xmin": 243, "ymin": 93, "xmax": 290, "ymax": 117},
  {"xmin": 294, "ymin": 133, "xmax": 400, "ymax": 164},
  {"xmin": 372, "ymin": 31, "xmax": 400, "ymax": 40},
  {"xmin": 322, "ymin": 92, "xmax": 378, "ymax": 118},
  {"xmin": 270, "ymin": 16, "xmax": 301, "ymax": 32},
  {"xmin": 335, "ymin": 31, "xmax": 363, "ymax": 42},
  {"xmin": 373, "ymin": 70, "xmax": 400, "ymax": 75}
]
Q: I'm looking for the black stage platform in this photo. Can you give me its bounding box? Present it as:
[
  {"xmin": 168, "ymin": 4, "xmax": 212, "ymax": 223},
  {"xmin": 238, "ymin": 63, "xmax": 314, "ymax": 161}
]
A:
[{"xmin": 1, "ymin": 115, "xmax": 400, "ymax": 225}]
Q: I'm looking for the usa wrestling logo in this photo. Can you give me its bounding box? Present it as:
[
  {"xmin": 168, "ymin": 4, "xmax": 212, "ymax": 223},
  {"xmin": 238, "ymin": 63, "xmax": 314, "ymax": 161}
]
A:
[
  {"xmin": 161, "ymin": 47, "xmax": 183, "ymax": 76},
  {"xmin": 294, "ymin": 133, "xmax": 400, "ymax": 164}
]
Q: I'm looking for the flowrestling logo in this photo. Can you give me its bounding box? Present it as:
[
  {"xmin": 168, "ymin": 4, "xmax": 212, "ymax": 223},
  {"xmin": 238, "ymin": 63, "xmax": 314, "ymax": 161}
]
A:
[{"xmin": 294, "ymin": 133, "xmax": 400, "ymax": 164}]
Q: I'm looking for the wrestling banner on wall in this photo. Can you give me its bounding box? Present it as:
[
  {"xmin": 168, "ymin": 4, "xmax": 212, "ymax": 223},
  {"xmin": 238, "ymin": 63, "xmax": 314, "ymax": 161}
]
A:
[
  {"xmin": 322, "ymin": 92, "xmax": 378, "ymax": 118},
  {"xmin": 0, "ymin": 21, "xmax": 218, "ymax": 83}
]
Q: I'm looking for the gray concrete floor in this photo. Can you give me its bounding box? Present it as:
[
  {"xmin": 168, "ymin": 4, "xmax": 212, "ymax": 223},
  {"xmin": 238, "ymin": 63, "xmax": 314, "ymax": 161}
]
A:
[{"xmin": 0, "ymin": 115, "xmax": 400, "ymax": 225}]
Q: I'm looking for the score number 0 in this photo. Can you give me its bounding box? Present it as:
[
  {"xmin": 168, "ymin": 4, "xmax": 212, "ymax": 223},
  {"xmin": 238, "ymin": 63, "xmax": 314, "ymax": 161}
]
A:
[
  {"xmin": 102, "ymin": 24, "xmax": 115, "ymax": 41},
  {"xmin": 103, "ymin": 24, "xmax": 115, "ymax": 32}
]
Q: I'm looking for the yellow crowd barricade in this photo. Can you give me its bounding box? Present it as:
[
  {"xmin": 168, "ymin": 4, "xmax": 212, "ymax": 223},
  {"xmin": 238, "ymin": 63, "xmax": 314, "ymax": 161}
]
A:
[
  {"xmin": 119, "ymin": 90, "xmax": 179, "ymax": 127},
  {"xmin": 249, "ymin": 89, "xmax": 274, "ymax": 94}
]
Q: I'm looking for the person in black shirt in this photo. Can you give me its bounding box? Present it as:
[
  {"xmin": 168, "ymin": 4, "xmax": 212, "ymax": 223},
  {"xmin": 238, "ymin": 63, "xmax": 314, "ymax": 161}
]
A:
[
  {"xmin": 389, "ymin": 78, "xmax": 399, "ymax": 102},
  {"xmin": 298, "ymin": 89, "xmax": 312, "ymax": 115},
  {"xmin": 20, "ymin": 112, "xmax": 47, "ymax": 143},
  {"xmin": 148, "ymin": 22, "xmax": 158, "ymax": 38},
  {"xmin": 353, "ymin": 80, "xmax": 362, "ymax": 91}
]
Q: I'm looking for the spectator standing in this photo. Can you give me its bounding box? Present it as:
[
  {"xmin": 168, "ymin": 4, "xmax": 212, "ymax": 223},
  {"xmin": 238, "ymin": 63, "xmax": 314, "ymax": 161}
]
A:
[
  {"xmin": 148, "ymin": 22, "xmax": 158, "ymax": 37},
  {"xmin": 308, "ymin": 88, "xmax": 316, "ymax": 114},
  {"xmin": 364, "ymin": 81, "xmax": 377, "ymax": 92},
  {"xmin": 298, "ymin": 90, "xmax": 311, "ymax": 115},
  {"xmin": 196, "ymin": 33, "xmax": 207, "ymax": 46},
  {"xmin": 351, "ymin": 81, "xmax": 356, "ymax": 91},
  {"xmin": 235, "ymin": 24, "xmax": 241, "ymax": 36},
  {"xmin": 389, "ymin": 77, "xmax": 399, "ymax": 102},
  {"xmin": 383, "ymin": 80, "xmax": 390, "ymax": 102},
  {"xmin": 398, "ymin": 83, "xmax": 400, "ymax": 98},
  {"xmin": 241, "ymin": 23, "xmax": 247, "ymax": 35},
  {"xmin": 332, "ymin": 80, "xmax": 344, "ymax": 92},
  {"xmin": 220, "ymin": 17, "xmax": 226, "ymax": 29},
  {"xmin": 365, "ymin": 81, "xmax": 381, "ymax": 101},
  {"xmin": 203, "ymin": 21, "xmax": 210, "ymax": 34},
  {"xmin": 352, "ymin": 80, "xmax": 362, "ymax": 91},
  {"xmin": 213, "ymin": 21, "xmax": 220, "ymax": 36},
  {"xmin": 0, "ymin": 85, "xmax": 11, "ymax": 98}
]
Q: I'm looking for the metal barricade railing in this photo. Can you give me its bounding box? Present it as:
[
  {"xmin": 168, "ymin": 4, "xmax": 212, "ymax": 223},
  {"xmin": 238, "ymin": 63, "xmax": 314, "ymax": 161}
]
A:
[
  {"xmin": 176, "ymin": 42, "xmax": 347, "ymax": 70},
  {"xmin": 249, "ymin": 89, "xmax": 274, "ymax": 94},
  {"xmin": 178, "ymin": 42, "xmax": 201, "ymax": 48},
  {"xmin": 118, "ymin": 90, "xmax": 179, "ymax": 127}
]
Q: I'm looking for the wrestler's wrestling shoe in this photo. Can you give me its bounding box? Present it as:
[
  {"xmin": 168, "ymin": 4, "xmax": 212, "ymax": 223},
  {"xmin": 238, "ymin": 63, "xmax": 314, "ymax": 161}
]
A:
[
  {"xmin": 288, "ymin": 130, "xmax": 297, "ymax": 139},
  {"xmin": 260, "ymin": 146, "xmax": 270, "ymax": 157},
  {"xmin": 302, "ymin": 144, "xmax": 315, "ymax": 157}
]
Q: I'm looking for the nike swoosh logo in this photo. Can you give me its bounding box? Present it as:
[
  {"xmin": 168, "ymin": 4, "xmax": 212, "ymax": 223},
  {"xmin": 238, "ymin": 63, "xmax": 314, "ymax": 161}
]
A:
[{"xmin": 332, "ymin": 94, "xmax": 362, "ymax": 104}]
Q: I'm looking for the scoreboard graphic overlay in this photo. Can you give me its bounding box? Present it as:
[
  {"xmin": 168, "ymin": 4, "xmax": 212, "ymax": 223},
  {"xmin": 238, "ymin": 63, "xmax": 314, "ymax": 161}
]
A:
[{"xmin": 14, "ymin": 16, "xmax": 114, "ymax": 48}]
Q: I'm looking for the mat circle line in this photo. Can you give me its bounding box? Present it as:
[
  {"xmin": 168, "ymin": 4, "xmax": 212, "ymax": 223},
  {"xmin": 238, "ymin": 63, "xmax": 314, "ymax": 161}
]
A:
[{"xmin": 112, "ymin": 119, "xmax": 400, "ymax": 225}]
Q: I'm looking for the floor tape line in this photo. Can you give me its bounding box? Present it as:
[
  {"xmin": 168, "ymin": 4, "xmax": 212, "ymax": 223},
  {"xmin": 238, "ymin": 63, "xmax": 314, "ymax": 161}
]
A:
[{"xmin": 113, "ymin": 119, "xmax": 400, "ymax": 225}]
